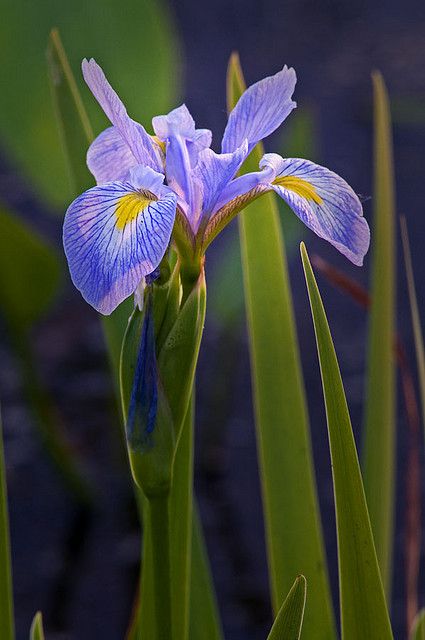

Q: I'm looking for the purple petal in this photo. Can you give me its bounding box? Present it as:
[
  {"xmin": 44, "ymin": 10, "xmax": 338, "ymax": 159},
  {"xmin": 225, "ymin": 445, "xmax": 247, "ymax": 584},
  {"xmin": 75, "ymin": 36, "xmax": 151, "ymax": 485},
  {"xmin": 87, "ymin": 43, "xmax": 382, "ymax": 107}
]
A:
[
  {"xmin": 82, "ymin": 59, "xmax": 162, "ymax": 172},
  {"xmin": 194, "ymin": 141, "xmax": 248, "ymax": 228},
  {"xmin": 222, "ymin": 66, "xmax": 297, "ymax": 154},
  {"xmin": 152, "ymin": 104, "xmax": 210, "ymax": 226},
  {"xmin": 261, "ymin": 154, "xmax": 370, "ymax": 265},
  {"xmin": 63, "ymin": 166, "xmax": 176, "ymax": 314},
  {"xmin": 87, "ymin": 126, "xmax": 138, "ymax": 184},
  {"xmin": 152, "ymin": 104, "xmax": 196, "ymax": 139}
]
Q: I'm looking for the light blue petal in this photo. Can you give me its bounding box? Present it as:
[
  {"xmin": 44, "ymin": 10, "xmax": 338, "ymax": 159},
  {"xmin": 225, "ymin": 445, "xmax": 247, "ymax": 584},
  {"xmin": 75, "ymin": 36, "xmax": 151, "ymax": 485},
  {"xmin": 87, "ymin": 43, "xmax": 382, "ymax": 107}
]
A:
[
  {"xmin": 212, "ymin": 165, "xmax": 274, "ymax": 213},
  {"xmin": 82, "ymin": 59, "xmax": 163, "ymax": 172},
  {"xmin": 63, "ymin": 166, "xmax": 176, "ymax": 314},
  {"xmin": 152, "ymin": 104, "xmax": 195, "ymax": 140},
  {"xmin": 163, "ymin": 132, "xmax": 202, "ymax": 224},
  {"xmin": 194, "ymin": 141, "xmax": 248, "ymax": 228},
  {"xmin": 261, "ymin": 154, "xmax": 370, "ymax": 265},
  {"xmin": 152, "ymin": 104, "xmax": 208, "ymax": 227},
  {"xmin": 87, "ymin": 126, "xmax": 138, "ymax": 184},
  {"xmin": 187, "ymin": 128, "xmax": 212, "ymax": 167},
  {"xmin": 152, "ymin": 105, "xmax": 212, "ymax": 165},
  {"xmin": 222, "ymin": 65, "xmax": 297, "ymax": 154}
]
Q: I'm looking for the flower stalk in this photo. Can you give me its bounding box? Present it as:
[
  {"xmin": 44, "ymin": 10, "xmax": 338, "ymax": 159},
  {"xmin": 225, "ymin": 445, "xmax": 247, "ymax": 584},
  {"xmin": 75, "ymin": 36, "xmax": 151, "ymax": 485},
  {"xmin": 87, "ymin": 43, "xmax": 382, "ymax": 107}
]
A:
[{"xmin": 148, "ymin": 495, "xmax": 173, "ymax": 640}]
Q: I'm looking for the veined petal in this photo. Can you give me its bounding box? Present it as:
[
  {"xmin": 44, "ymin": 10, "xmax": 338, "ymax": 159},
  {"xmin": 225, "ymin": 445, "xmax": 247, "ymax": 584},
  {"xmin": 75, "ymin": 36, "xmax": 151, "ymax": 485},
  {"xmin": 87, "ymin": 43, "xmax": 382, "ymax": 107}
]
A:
[
  {"xmin": 63, "ymin": 166, "xmax": 177, "ymax": 315},
  {"xmin": 152, "ymin": 104, "xmax": 208, "ymax": 226},
  {"xmin": 194, "ymin": 141, "xmax": 248, "ymax": 229},
  {"xmin": 87, "ymin": 126, "xmax": 138, "ymax": 184},
  {"xmin": 261, "ymin": 154, "xmax": 370, "ymax": 265},
  {"xmin": 163, "ymin": 132, "xmax": 202, "ymax": 223},
  {"xmin": 187, "ymin": 128, "xmax": 212, "ymax": 167},
  {"xmin": 212, "ymin": 164, "xmax": 274, "ymax": 213},
  {"xmin": 82, "ymin": 59, "xmax": 162, "ymax": 172},
  {"xmin": 152, "ymin": 104, "xmax": 212, "ymax": 167},
  {"xmin": 152, "ymin": 104, "xmax": 195, "ymax": 140},
  {"xmin": 222, "ymin": 65, "xmax": 297, "ymax": 154}
]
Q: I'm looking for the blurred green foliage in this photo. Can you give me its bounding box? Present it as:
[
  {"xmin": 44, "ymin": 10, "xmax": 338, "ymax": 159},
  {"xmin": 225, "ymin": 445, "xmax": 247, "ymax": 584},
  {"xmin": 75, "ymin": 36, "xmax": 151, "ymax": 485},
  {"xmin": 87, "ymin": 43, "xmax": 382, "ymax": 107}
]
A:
[
  {"xmin": 0, "ymin": 0, "xmax": 180, "ymax": 207},
  {"xmin": 0, "ymin": 205, "xmax": 60, "ymax": 332},
  {"xmin": 302, "ymin": 243, "xmax": 393, "ymax": 639}
]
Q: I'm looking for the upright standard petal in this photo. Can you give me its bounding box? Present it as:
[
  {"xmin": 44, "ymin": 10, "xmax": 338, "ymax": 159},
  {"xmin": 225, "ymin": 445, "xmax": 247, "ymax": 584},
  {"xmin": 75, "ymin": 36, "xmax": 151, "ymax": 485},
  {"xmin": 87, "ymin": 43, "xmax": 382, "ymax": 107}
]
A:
[
  {"xmin": 87, "ymin": 126, "xmax": 138, "ymax": 184},
  {"xmin": 261, "ymin": 154, "xmax": 370, "ymax": 265},
  {"xmin": 222, "ymin": 65, "xmax": 297, "ymax": 154},
  {"xmin": 152, "ymin": 104, "xmax": 208, "ymax": 226},
  {"xmin": 152, "ymin": 104, "xmax": 196, "ymax": 140},
  {"xmin": 63, "ymin": 166, "xmax": 177, "ymax": 314},
  {"xmin": 82, "ymin": 59, "xmax": 163, "ymax": 172}
]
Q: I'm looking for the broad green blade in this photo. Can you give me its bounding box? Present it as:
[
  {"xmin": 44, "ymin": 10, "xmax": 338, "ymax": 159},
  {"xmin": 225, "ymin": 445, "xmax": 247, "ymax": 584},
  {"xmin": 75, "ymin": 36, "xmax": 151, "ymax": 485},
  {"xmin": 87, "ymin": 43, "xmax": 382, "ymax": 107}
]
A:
[
  {"xmin": 189, "ymin": 506, "xmax": 223, "ymax": 640},
  {"xmin": 401, "ymin": 217, "xmax": 425, "ymax": 435},
  {"xmin": 2, "ymin": 0, "xmax": 180, "ymax": 206},
  {"xmin": 0, "ymin": 413, "xmax": 14, "ymax": 640},
  {"xmin": 0, "ymin": 206, "xmax": 60, "ymax": 333},
  {"xmin": 301, "ymin": 242, "xmax": 393, "ymax": 640},
  {"xmin": 30, "ymin": 612, "xmax": 45, "ymax": 640},
  {"xmin": 267, "ymin": 575, "xmax": 306, "ymax": 640},
  {"xmin": 362, "ymin": 72, "xmax": 396, "ymax": 596},
  {"xmin": 411, "ymin": 610, "xmax": 425, "ymax": 640},
  {"xmin": 227, "ymin": 53, "xmax": 335, "ymax": 639}
]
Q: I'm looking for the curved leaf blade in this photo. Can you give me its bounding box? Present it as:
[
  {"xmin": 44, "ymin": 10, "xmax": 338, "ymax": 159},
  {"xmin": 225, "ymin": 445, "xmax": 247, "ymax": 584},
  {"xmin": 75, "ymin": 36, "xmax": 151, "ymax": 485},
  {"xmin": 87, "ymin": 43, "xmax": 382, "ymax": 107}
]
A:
[
  {"xmin": 30, "ymin": 612, "xmax": 45, "ymax": 640},
  {"xmin": 267, "ymin": 575, "xmax": 307, "ymax": 640},
  {"xmin": 301, "ymin": 242, "xmax": 393, "ymax": 640},
  {"xmin": 362, "ymin": 71, "xmax": 396, "ymax": 594},
  {"xmin": 227, "ymin": 53, "xmax": 335, "ymax": 639}
]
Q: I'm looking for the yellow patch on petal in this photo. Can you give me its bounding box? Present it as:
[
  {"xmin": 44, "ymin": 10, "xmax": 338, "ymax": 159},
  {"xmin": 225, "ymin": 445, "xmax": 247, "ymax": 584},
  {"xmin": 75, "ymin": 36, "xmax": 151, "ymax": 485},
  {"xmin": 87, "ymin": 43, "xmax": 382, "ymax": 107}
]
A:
[
  {"xmin": 115, "ymin": 191, "xmax": 156, "ymax": 230},
  {"xmin": 273, "ymin": 175, "xmax": 323, "ymax": 205},
  {"xmin": 151, "ymin": 135, "xmax": 166, "ymax": 152}
]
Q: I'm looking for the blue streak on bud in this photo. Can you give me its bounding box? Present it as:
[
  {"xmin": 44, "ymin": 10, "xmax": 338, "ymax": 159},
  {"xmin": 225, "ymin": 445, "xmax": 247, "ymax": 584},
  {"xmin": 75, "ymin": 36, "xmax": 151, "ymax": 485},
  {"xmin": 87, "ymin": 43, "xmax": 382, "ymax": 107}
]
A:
[{"xmin": 126, "ymin": 293, "xmax": 158, "ymax": 450}]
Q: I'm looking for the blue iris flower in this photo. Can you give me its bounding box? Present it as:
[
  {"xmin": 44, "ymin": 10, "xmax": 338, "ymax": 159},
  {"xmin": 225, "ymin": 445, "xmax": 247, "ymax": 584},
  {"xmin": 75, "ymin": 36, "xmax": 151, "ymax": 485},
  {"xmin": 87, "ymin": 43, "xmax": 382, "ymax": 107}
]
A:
[{"xmin": 63, "ymin": 59, "xmax": 370, "ymax": 315}]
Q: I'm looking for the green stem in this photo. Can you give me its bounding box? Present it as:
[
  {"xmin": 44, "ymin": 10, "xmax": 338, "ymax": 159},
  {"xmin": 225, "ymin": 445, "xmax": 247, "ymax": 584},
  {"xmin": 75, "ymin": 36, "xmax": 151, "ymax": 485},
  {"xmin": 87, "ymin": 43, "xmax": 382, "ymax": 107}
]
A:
[
  {"xmin": 179, "ymin": 257, "xmax": 203, "ymax": 307},
  {"xmin": 148, "ymin": 495, "xmax": 172, "ymax": 640}
]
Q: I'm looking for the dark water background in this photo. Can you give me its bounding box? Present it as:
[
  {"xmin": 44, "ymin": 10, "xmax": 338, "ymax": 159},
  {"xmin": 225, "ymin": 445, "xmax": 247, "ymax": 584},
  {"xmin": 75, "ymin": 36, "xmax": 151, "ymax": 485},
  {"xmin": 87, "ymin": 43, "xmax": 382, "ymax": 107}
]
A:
[{"xmin": 1, "ymin": 0, "xmax": 425, "ymax": 638}]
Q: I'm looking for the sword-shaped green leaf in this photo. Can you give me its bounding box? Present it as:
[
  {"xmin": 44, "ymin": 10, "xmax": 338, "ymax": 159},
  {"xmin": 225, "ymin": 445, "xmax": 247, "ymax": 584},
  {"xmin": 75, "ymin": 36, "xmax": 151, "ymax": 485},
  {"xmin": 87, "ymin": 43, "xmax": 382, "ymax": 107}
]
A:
[
  {"xmin": 267, "ymin": 575, "xmax": 306, "ymax": 640},
  {"xmin": 30, "ymin": 612, "xmax": 45, "ymax": 640},
  {"xmin": 362, "ymin": 72, "xmax": 396, "ymax": 595},
  {"xmin": 227, "ymin": 53, "xmax": 335, "ymax": 639},
  {"xmin": 301, "ymin": 242, "xmax": 393, "ymax": 640}
]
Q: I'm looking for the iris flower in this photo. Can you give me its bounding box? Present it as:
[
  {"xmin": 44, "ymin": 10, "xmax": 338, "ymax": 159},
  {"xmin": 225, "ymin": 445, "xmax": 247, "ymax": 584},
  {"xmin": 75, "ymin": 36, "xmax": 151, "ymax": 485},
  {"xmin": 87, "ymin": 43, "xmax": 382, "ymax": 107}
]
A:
[{"xmin": 63, "ymin": 59, "xmax": 370, "ymax": 314}]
